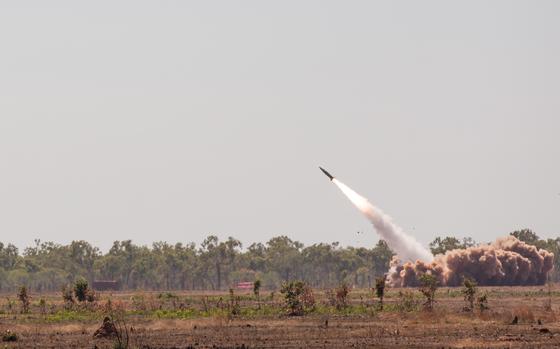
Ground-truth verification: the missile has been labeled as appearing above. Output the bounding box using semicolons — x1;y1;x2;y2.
319;166;334;181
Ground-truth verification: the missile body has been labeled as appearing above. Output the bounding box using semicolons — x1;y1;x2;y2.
319;166;334;181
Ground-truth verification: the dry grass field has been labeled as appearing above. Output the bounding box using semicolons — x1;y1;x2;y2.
0;285;559;348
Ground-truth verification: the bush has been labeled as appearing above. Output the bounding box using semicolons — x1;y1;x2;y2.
157;292;177;300
62;285;74;304
327;283;350;310
462;278;477;312
228;288;241;316
74;278;89;302
38;298;47;316
418;274;438;311
374;275;386;310
280;281;315;316
395;290;418;312
253;279;262;298
477;293;489;312
86;288;97;303
17;285;30;314
2;330;17;342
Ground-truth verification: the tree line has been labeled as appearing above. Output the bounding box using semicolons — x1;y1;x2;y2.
0;229;556;292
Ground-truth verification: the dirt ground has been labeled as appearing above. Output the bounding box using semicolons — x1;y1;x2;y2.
0;286;559;348
3;315;560;348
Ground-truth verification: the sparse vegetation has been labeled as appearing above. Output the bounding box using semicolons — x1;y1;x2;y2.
545;274;553;311
61;284;74;307
336;283;350;309
39;297;47;316
280;281;315;316
2;330;17;342
395;290;419;312
375;275;386;310
111;311;131;349
462;278;477;312
253;279;262;298
74;278;89;302
326;283;350;310
229;288;241;316
0;285;554;347
17;285;30;314
477;293;489;312
418;274;438;311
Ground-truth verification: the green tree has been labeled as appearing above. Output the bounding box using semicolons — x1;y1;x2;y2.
429;236;476;255
266;236;303;281
510;229;540;245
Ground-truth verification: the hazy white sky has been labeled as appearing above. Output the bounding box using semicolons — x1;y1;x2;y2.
1;1;559;251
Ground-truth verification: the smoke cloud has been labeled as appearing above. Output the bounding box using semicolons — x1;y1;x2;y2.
329;175;554;286
389;236;555;286
332;178;433;262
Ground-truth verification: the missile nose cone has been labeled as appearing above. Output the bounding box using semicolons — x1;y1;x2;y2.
319;166;334;181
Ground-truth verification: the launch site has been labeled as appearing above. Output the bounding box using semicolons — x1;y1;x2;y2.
1;1;559;348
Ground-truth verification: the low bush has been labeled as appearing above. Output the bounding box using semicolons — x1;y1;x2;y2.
280;281;315;316
374;276;386;310
418;274;438;311
2;330;17;342
74;278;89;302
17;286;30;314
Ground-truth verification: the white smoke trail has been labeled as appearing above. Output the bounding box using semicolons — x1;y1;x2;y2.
332;178;433;262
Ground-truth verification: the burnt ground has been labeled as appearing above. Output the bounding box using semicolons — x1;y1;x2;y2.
3;315;560;348
0;286;559;348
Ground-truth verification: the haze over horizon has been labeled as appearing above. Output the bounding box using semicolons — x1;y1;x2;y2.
1;1;559;251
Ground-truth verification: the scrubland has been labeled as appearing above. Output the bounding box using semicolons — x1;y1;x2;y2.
0;285;559;348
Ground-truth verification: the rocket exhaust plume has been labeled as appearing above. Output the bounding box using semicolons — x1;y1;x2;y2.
320;167;433;262
319;167;555;286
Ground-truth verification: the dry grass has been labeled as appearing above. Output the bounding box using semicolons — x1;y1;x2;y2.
0;285;558;348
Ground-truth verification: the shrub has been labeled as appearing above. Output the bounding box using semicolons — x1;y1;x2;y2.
327;283;350;310
38;298;47;316
477;293;489;312
86;288;97;303
17;286;30;314
374;275;386;310
335;283;350;309
157;292;177;300
253;279;262;309
545;277;553;311
110;309;131;349
5;297;15;314
418;274;438;311
280;281;315;316
62;285;74;304
253;279;262;298
228;288;241;316
395;290;418;312
326;289;336;307
74;278;89;302
2;330;17;342
462;278;477;312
